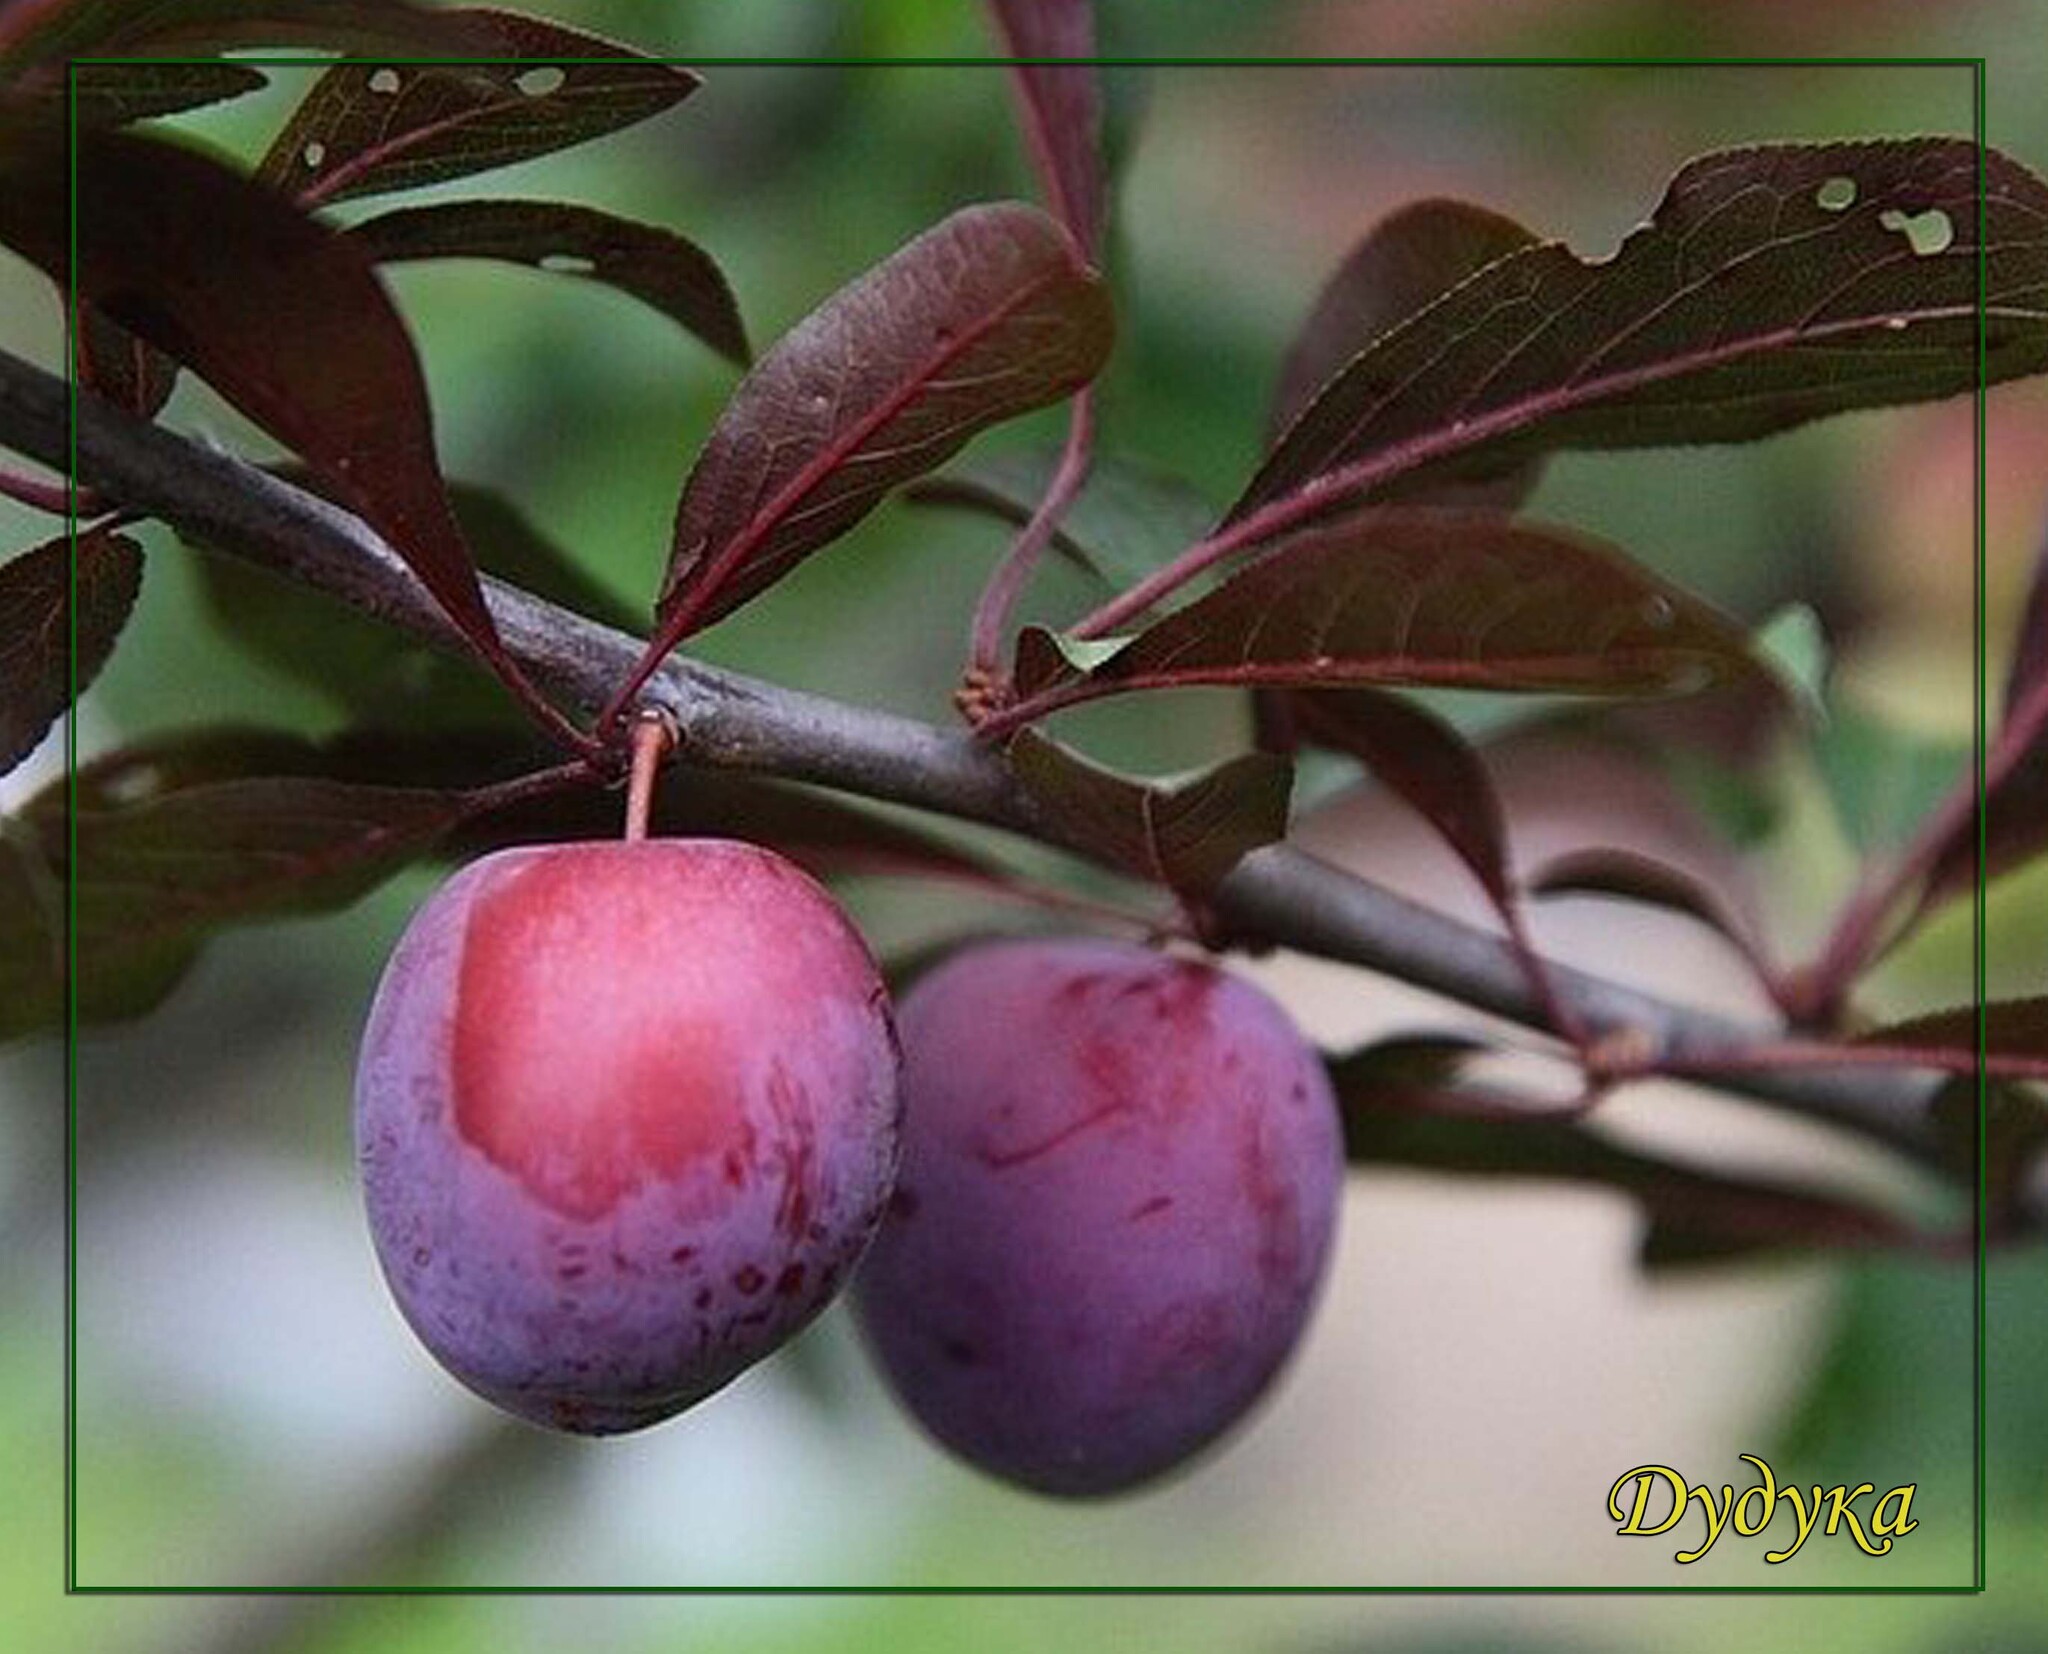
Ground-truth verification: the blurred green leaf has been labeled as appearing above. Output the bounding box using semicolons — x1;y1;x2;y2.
1811;704;1966;856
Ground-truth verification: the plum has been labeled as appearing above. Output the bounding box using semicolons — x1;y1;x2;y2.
851;937;1341;1496
355;838;900;1435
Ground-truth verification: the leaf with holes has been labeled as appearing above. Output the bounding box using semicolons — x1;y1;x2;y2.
984;0;1105;261
1270;198;1543;511
351;199;746;364
1230;141;2048;543
257;9;697;207
656;202;1112;638
1007;730;1290;899
0;0;496;83
1007;509;1767;722
0;127;518;686
1331;1044;1919;1266
903;445;1216;592
0;525;143;776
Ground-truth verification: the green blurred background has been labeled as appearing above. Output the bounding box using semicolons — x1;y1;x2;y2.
5;0;2048;1644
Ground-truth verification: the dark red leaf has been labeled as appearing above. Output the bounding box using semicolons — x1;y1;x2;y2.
1007;509;1766;720
350;198;747;365
31;773;474;1036
0;822;64;1039
657;201;1112;637
4;726;574;1037
1007;730;1290;899
1270;198;1536;449
2004;517;2048;720
902;444;1216;592
1230;141;2048;540
68;59;269;126
0;524;142;776
1856;998;2048;1079
1291;687;1515;910
0;0;497;83
0;127;512;679
1527;845;1777;984
1923;517;2048;903
78;304;178;420
1927;1074;2048;1235
984;0;1106;261
256;9;697;208
1331;1045;1920;1265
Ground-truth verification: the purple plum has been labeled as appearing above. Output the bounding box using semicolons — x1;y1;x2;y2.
852;937;1341;1496
355;839;900;1434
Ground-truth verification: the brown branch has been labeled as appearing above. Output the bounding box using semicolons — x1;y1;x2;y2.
0;347;1958;1178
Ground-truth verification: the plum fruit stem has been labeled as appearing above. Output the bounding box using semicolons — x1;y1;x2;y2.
623;708;676;844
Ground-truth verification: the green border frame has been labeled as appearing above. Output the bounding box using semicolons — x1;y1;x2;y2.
57;48;1991;1596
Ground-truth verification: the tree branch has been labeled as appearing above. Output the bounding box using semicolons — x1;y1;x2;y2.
0;346;1957;1175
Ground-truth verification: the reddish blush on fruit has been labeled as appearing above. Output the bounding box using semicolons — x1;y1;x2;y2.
355;838;900;1434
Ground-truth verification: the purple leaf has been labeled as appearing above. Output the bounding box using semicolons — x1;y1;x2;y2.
1856;998;2048;1080
78;303;178;420
984;0;1106;261
256;9;698;208
1526;845;1777;985
0;524;142;776
17;766;477;1036
1007;729;1290;899
68;59;270;126
1922;516;2048;903
1292;688;1515;910
1231;141;2048;541
1926;1074;2048;1233
350;198;747;365
0;127;515;682
0;823;63;1039
1008;508;1766;719
0;0;497;82
1332;1044;1919;1265
1270;199;1537;459
657;201;1112;637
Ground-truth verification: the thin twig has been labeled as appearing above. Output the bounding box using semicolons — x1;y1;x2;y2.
966;386;1094;683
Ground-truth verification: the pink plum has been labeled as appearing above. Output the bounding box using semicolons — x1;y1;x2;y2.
355;839;900;1434
852;937;1341;1495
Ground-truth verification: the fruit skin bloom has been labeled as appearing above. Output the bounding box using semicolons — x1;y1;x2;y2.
355;839;901;1435
853;937;1342;1496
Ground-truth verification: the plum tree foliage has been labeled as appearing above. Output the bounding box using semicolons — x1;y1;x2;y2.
4;0;2048;1479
